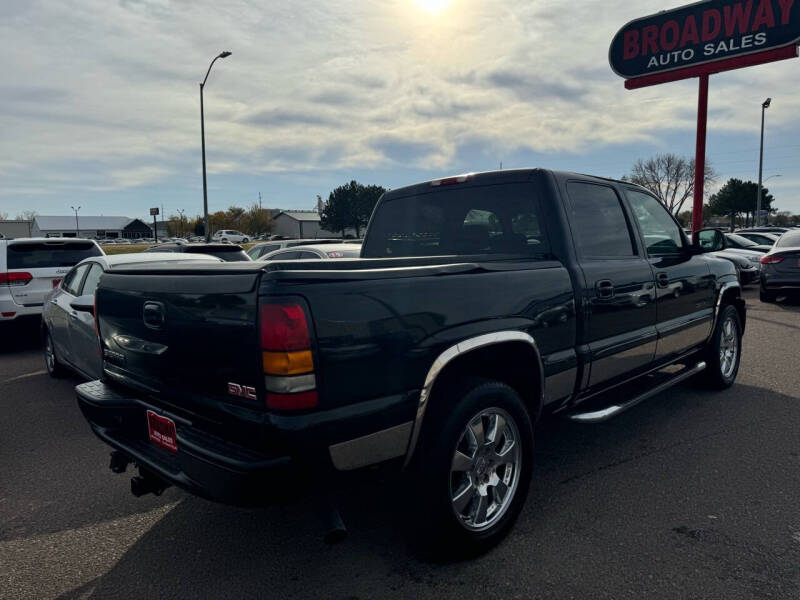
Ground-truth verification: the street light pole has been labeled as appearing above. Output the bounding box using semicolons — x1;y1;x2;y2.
70;206;81;238
756;97;771;227
200;51;232;243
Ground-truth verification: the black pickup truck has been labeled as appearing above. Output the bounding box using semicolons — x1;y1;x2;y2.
76;169;745;553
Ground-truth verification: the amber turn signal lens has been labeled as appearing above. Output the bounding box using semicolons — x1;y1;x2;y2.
262;350;314;376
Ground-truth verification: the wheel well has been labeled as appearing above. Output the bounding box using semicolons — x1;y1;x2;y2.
426;341;544;424
721;288;746;334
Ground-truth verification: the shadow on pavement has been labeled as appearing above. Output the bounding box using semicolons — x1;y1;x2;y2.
57;382;800;599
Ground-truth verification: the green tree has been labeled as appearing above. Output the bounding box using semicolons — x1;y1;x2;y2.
625;153;717;215
708;179;775;229
320;181;387;238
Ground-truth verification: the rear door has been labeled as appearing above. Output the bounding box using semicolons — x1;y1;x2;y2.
624;189;715;360
6;240;102;307
565;181;658;389
50;263;90;364
68;261;104;378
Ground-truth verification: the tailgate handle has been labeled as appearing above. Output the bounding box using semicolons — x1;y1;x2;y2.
142;301;166;330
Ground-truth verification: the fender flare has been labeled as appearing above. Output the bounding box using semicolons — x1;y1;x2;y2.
402;331;545;468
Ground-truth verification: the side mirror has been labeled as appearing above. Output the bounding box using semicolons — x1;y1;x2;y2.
695;229;725;253
70;295;94;315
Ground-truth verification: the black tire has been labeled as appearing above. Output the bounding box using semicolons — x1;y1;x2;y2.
416;378;534;558
760;288;776;303
697;304;742;390
242;238;249;243
43;329;67;378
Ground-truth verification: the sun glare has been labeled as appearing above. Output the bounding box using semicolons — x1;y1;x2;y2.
412;0;454;15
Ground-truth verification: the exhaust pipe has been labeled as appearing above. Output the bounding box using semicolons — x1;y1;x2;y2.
130;468;170;497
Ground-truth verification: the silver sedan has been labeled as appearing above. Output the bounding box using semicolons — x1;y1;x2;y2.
41;252;222;380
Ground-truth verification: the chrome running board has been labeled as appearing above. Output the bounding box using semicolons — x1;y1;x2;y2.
566;361;707;423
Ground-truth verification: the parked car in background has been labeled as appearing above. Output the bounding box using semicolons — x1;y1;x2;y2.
737;227;790;235
212;230;250;243
258;243;361;261
42;252;223;380
723;233;772;253
144;242;251;262
1;238;103;322
697;229;760;286
736;231;780;246
246;238;341;260
759;229;800;303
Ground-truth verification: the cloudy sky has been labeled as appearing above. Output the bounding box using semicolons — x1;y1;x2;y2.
1;0;799;221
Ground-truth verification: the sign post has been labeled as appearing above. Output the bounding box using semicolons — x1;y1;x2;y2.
150;207;159;243
609;0;800;239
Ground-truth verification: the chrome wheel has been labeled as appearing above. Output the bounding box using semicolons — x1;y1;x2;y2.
450;407;521;532
719;316;738;379
45;333;55;372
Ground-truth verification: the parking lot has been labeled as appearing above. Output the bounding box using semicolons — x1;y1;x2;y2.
1;287;799;600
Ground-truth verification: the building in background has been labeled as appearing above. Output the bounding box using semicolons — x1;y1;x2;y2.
32;216;152;239
271;210;347;239
0;220;33;239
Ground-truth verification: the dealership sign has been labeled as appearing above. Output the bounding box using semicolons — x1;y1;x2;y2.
610;0;800;80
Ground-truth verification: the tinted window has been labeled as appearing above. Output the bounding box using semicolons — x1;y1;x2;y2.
248;244;279;259
7;241;102;269
362;183;548;258
567;183;635;257
776;231;800;248
80;263;105;296
296;251;320;259
726;234;757;248
270;251;301;260
185;246;249;261
63;264;90;295
625;190;684;255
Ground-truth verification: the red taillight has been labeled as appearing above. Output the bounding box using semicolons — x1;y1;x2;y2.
0;272;32;286
430;173;474;186
260;303;311;351
260;300;318;410
760;255;784;265
266;391;318;411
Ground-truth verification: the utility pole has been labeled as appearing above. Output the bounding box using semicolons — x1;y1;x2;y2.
259;192;262;211
177;208;186;238
70;206;81;238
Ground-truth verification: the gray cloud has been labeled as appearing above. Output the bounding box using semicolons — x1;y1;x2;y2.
370;135;439;165
241;108;337;128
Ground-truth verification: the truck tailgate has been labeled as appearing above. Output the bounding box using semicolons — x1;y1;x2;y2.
96;268;263;424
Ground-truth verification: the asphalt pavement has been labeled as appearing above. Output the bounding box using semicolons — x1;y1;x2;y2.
1;288;799;599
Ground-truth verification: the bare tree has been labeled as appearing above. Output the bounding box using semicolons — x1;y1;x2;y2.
625;153;717;215
15;210;38;221
0;211;8;220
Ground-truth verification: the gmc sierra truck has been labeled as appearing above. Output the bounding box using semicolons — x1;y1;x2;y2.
76;169;745;553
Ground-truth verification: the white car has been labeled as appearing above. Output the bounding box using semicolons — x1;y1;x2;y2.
258;243;361;261
41;252;223;380
1;238;104;322
212;230;250;243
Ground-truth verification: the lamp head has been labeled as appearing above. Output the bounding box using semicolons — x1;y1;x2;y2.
763;98;772;109
219;51;232;58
